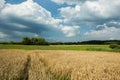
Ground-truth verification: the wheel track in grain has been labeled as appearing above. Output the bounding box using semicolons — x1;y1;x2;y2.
18;55;31;80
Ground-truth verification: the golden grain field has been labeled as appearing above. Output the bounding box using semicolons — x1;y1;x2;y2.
0;50;120;80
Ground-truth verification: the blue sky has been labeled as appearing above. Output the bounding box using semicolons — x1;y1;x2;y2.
0;0;120;42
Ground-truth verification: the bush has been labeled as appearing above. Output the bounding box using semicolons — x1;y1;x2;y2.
109;44;120;49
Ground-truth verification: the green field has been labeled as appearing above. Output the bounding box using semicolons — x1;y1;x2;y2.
0;44;120;52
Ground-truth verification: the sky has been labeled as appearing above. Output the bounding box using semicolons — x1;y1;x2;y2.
0;0;120;42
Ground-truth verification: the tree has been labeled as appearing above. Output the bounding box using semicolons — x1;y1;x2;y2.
22;37;48;45
31;38;38;45
22;37;31;45
37;38;46;45
31;38;48;45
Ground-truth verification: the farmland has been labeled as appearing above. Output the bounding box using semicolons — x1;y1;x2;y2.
0;44;120;52
0;50;120;80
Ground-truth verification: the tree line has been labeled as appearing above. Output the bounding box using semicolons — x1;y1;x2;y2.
22;37;48;45
0;37;49;45
51;40;120;45
0;37;120;46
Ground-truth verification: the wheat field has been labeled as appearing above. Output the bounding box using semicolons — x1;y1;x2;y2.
0;50;120;80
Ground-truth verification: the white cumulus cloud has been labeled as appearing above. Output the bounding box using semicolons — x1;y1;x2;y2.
0;32;8;38
0;0;5;10
0;0;56;26
0;0;80;41
1;0;119;41
60;25;80;37
59;0;120;26
51;0;97;5
84;26;120;40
